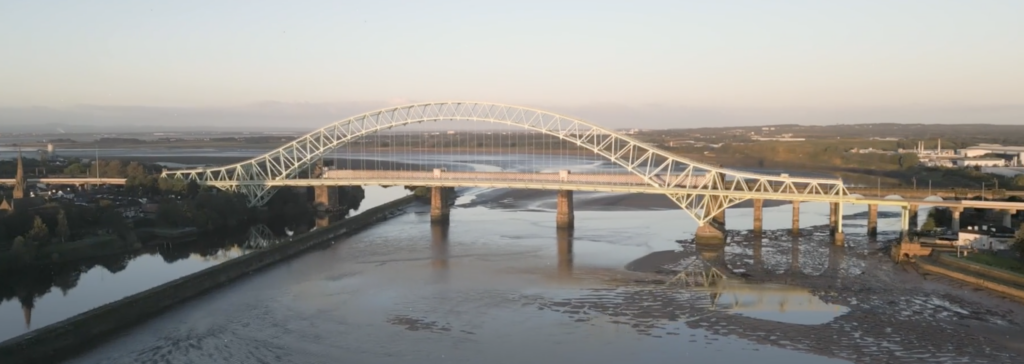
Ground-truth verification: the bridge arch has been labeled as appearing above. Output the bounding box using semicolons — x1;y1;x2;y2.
162;102;847;223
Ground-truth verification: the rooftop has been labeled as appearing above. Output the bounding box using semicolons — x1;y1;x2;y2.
963;145;1024;153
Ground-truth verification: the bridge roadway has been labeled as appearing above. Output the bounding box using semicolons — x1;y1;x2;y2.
847;187;1024;199
0;178;126;185
199;170;1024;211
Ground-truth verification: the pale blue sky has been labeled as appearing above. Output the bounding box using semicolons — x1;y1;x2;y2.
1;1;1022;128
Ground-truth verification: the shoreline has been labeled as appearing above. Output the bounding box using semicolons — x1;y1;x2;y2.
0;195;417;364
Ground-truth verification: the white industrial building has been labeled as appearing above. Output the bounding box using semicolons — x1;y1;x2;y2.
957;144;1024;166
951;158;1007;168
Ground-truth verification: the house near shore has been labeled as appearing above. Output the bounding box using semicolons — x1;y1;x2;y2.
958;225;1017;251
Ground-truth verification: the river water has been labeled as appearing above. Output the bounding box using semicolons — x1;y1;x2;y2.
0;186;410;343
5;152;1022;363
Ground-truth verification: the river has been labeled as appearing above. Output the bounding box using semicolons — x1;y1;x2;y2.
0;186;410;342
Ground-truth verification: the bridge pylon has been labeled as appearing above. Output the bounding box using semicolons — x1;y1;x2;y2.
430;186;451;224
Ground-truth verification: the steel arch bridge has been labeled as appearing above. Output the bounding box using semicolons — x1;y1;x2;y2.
161;101;848;225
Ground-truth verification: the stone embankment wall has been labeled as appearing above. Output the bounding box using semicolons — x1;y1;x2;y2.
0;195;416;364
916;254;1024;303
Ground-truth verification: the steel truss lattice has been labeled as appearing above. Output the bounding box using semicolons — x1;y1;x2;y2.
162;102;848;225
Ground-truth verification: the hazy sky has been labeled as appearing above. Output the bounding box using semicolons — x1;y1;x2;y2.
1;1;1022;128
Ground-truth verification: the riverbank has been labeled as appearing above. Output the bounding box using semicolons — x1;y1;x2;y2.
0;194;416;364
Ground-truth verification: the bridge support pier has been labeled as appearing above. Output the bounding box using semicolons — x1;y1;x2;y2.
908;204;919;230
792;201;800;235
752;199;763;235
556;190;574;229
430;187;450;224
867;204;878;238
697;196;727;243
951;207;963;232
831;202;844;246
695;217;726;243
313;186;338;211
829;202;838;235
1003;209;1016;228
900;205;911;242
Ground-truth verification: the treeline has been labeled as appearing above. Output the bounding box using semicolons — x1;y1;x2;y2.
1;201;132;256
699;141;921;171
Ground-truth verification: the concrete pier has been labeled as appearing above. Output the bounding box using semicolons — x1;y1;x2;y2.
900;205;911;242
430;186;449;223
832;202;844;246
792;201;800;235
909;204;919;230
752;198;764;235
1003;209;1016;228
556;190;574;229
829;202;838;235
696;195;726;243
867;204;878;237
951;207;963;231
313;186;338;211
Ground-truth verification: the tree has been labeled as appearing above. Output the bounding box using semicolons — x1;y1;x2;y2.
1015;174;1024;187
64;163;87;176
11;236;26;253
103;160;125;178
921;217;937;232
56;209;71;243
184;180;201;199
125;162;159;195
26;216;50;245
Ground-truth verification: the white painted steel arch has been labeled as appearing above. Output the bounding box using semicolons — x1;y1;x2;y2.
162;102;848;223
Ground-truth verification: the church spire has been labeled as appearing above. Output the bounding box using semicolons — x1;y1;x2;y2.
13;149;26;199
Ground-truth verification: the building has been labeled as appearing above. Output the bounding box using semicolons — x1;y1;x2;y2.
958;144;1024;166
751;136;806;141
899;139;956;156
958;226;1017;251
951;158;1006;168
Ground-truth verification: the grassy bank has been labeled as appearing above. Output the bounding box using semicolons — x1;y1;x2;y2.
964;253;1024;275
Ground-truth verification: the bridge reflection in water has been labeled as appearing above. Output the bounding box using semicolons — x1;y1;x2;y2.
431;221;449;283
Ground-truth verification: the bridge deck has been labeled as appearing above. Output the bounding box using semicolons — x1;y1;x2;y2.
206;176;1024;210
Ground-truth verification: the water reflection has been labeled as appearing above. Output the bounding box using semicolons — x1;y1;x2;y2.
556;228;573;280
713;284;850;325
695;241;727;271
790;235;800;273
0;228;266;341
430;221;449;280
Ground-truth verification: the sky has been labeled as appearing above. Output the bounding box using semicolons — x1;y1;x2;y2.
1;0;1022;129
